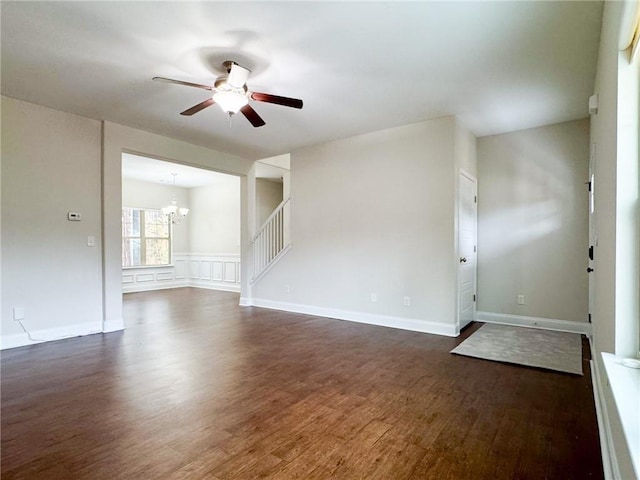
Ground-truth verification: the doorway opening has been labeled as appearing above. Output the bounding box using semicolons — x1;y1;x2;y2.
121;153;241;326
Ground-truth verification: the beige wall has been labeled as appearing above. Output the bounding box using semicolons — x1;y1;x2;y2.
1;97;103;341
1;96;251;346
252;116;465;333
122;178;190;253
256;178;283;227
189;177;241;254
477;119;590;323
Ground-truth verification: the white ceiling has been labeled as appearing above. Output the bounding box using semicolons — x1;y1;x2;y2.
121;153;234;188
122;152;284;186
1;1;603;161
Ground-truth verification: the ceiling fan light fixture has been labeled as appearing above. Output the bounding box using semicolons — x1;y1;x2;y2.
154;61;303;127
213;90;249;114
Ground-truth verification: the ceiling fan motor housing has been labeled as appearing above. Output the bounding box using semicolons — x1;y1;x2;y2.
214;76;248;94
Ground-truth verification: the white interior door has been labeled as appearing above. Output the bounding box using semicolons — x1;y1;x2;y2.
458;171;477;329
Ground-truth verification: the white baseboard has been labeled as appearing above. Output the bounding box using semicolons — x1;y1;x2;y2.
102;318;125;333
189;281;240;293
239;296;252;306
476;311;591;335
250;298;458;337
1;321;103;350
122;280;188;293
123;281;240;294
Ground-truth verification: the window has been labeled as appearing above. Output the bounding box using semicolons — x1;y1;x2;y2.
122;208;171;267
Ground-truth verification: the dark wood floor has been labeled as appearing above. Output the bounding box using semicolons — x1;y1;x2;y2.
1;288;603;479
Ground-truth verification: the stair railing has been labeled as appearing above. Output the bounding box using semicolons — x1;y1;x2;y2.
252;197;290;282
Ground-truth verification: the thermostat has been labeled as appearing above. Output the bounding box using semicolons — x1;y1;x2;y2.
68;212;82;221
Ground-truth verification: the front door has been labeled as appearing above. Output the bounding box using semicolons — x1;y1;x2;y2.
458;171;477;330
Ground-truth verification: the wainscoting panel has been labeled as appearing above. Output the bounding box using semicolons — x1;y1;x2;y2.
137;273;154;283
213;262;223;281
174;259;187;279
201;261;212;281
224;262;236;283
122;253;240;293
189;261;200;279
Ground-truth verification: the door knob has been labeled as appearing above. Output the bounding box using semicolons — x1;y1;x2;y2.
460;257;467;263
587;267;594;273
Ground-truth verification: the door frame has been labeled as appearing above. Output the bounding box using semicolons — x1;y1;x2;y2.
456;169;478;332
588;142;596;327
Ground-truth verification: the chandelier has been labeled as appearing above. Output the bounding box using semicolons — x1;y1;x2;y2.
161;173;189;224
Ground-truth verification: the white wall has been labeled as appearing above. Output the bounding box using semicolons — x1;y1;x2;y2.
614;17;640;358
256;178;283;227
251;116;463;336
592;2;623;357
589;1;639;478
188;176;241;254
122;178;190;253
477;119;590;324
1;96;103;347
258;153;290;170
455;119;478;177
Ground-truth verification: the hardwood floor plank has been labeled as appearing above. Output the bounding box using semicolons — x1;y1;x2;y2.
162;446;229;479
269;405;343;462
1;288;604;479
269;433;344;480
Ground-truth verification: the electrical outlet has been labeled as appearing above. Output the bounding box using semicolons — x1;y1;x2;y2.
403;296;411;306
517;294;525;305
370;293;378;303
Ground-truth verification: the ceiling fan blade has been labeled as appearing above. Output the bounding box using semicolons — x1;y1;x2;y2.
180;98;215;116
251;92;303;109
227;62;251;89
240;104;266;127
153;77;213;91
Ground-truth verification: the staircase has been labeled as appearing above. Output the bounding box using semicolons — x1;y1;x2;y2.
252;197;291;283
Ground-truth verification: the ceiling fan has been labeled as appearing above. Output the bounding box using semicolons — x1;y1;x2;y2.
153;61;303;127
